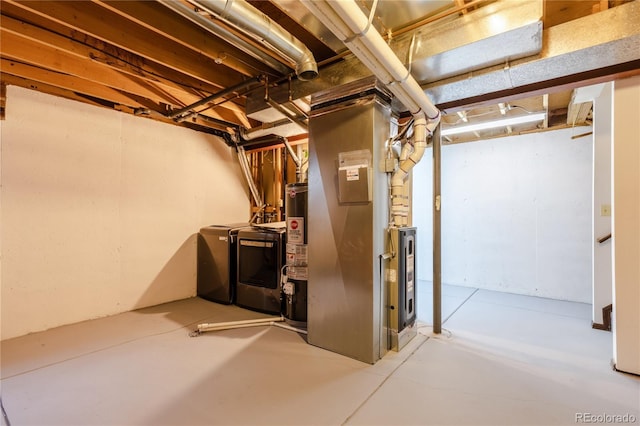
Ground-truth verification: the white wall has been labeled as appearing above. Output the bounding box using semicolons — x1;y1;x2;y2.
592;83;613;324
612;75;640;375
1;86;249;340
414;127;593;303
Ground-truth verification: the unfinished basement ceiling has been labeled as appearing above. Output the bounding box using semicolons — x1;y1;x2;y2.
1;0;639;144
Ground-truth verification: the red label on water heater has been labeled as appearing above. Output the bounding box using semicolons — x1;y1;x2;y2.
287;217;304;244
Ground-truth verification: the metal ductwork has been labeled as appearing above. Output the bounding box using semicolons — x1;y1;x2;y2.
158;0;291;76
301;0;441;225
188;0;318;81
260;0;639;113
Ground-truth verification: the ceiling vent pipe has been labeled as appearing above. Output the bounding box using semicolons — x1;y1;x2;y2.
158;0;291;76
301;0;441;225
188;0;318;81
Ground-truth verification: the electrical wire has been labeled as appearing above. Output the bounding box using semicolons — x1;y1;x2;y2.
509;104;536;114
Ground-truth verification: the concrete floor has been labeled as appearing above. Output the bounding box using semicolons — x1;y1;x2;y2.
2;282;639;425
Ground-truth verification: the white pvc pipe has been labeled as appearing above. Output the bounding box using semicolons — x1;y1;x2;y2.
197;316;284;332
273;322;308;335
301;0;440;225
197;322;273;332
195;316;306;335
198;316;284;328
301;0;436;118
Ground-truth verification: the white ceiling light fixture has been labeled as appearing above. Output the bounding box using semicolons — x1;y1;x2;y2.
441;112;547;136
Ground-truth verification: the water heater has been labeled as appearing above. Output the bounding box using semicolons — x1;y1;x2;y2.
284;182;308;328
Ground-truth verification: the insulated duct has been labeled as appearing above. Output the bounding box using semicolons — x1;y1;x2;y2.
188;0;318;81
158;0;291;76
301;0;440;225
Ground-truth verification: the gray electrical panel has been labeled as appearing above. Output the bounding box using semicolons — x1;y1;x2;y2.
337;150;372;204
387;227;417;351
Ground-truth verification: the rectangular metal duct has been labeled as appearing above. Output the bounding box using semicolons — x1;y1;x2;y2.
270;0;454;53
398;0;542;84
247;0;543;112
426;0;640;109
307;77;392;364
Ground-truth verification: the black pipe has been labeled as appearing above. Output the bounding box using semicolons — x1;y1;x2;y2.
169;76;263;119
180;121;235;146
235;135;284;151
195;113;241;131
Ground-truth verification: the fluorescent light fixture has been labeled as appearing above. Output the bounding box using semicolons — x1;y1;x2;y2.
441;112;547;136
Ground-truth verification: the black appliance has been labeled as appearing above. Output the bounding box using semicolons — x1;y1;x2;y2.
197;223;248;304
236;226;286;315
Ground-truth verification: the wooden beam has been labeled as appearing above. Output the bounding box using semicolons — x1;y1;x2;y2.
543;0;600;28
1;82;6;120
2;73;117;108
0;1;227;97
567;101;593;126
454;0;468;15
1;53;247;128
2;73;235;136
1;58;144;107
599;0;609;12
567;88;594;126
3;0;250;88
0;14;250;123
0;29;187;107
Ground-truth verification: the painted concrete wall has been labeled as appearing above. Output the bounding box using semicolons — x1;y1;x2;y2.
1;86;249;340
414;127;593;303
592;83;613;325
612;75;640;375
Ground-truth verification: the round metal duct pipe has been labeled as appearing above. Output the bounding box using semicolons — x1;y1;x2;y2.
188;0;318;81
158;0;291;76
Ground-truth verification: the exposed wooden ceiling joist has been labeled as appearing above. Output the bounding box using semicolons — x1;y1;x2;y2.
1;0;637;143
3;1;250;88
0;0;257;129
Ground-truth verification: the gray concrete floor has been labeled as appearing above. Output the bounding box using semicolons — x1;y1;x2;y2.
2;282;639;425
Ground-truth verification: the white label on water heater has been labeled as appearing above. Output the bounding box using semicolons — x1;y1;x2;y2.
287;217;304;244
289;266;308;280
346;167;360;181
286;243;307;265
